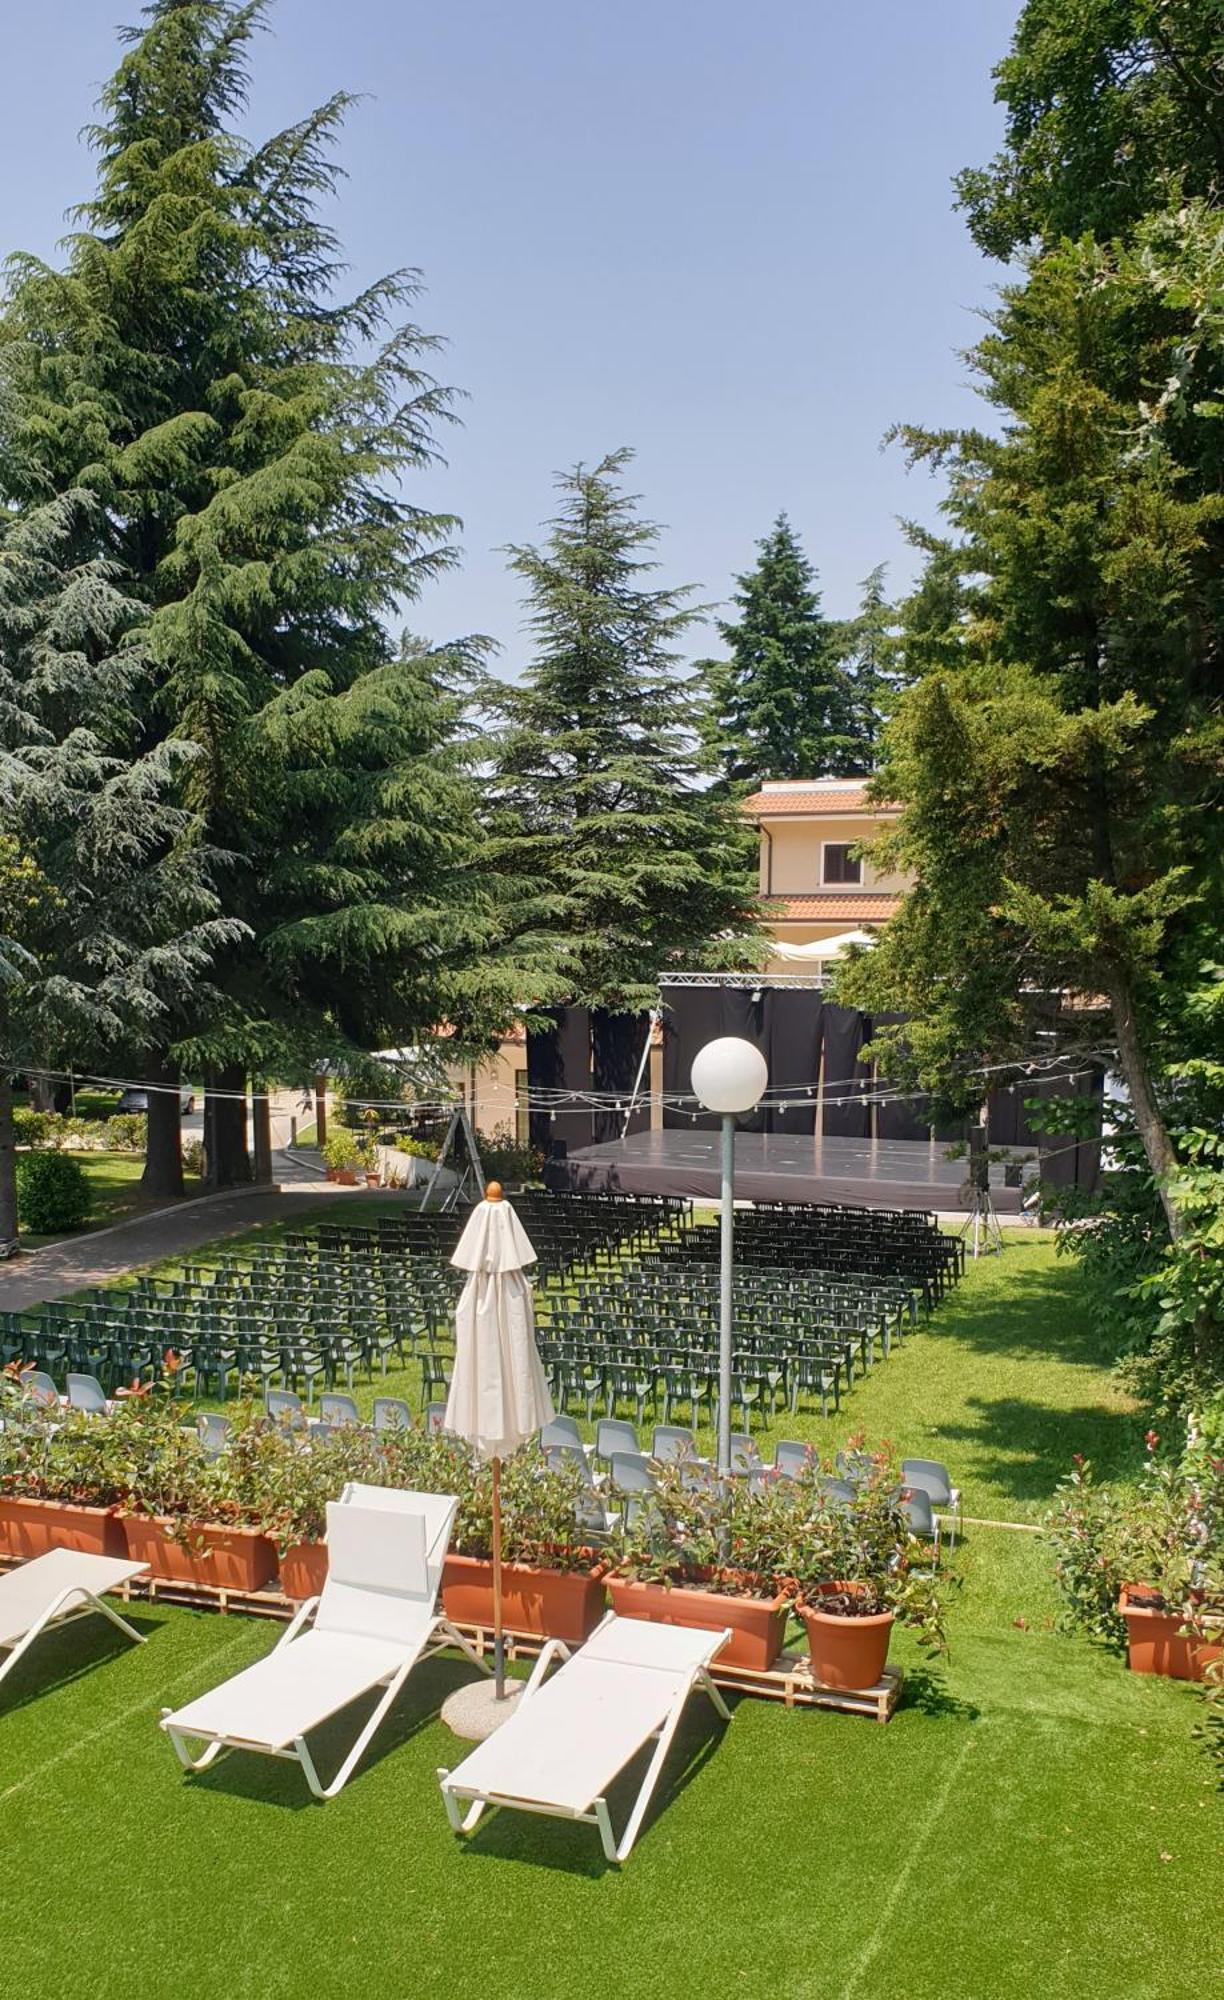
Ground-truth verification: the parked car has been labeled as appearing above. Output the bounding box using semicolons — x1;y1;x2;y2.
117;1086;196;1114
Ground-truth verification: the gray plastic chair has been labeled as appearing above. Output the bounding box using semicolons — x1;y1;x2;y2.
373;1397;413;1433
609;1451;657;1531
66;1373;108;1416
540;1416;583;1450
901;1485;942;1554
902;1458;960;1545
425;1401;449;1435
22;1370;60;1411
772;1440;812;1479
196;1411;231;1458
595;1417;639;1463
545;1442;597;1489
650;1424;696;1464
728;1433;763;1475
320;1392;360;1428
820;1475;856;1507
266;1387;306;1430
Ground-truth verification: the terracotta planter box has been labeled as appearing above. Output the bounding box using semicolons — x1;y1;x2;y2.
326;1168;360;1186
442;1555;606;1645
0;1495;126;1561
1120;1586;1224;1684
279;1541;329;1602
121;1517;276;1592
606;1575;790;1672
799;1583;895;1690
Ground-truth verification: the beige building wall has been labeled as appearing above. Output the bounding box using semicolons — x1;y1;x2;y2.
760;816;909;896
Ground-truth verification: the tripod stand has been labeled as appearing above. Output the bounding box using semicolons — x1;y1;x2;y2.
417;1104;487;1212
957;1177;1003;1258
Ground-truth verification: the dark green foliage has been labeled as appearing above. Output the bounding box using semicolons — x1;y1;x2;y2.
700;514;859;787
0;1;494;1186
957;0;1224;257
488;450;760;1011
15;1149;91;1234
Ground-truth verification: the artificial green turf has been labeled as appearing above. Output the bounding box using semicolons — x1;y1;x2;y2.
2;1236;1219;1998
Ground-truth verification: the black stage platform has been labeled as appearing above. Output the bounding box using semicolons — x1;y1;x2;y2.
547;1130;1032;1213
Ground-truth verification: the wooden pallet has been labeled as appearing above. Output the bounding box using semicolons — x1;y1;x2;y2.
1;1556;902;1718
711;1652;903;1722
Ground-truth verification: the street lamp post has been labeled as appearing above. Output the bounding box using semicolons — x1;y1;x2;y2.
690;1036;769;1473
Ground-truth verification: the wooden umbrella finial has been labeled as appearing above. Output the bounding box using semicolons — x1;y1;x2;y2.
485;1181;504;1202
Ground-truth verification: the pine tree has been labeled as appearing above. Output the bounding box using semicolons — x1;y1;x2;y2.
488;450;760;1052
0;2;488;1187
700;515;855;789
838;565;899;772
0;489;235;1237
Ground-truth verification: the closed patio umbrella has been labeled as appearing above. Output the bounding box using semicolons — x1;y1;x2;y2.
445;1183;554;1704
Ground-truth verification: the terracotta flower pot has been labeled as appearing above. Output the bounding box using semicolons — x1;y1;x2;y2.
1119;1586;1224;1683
279;1541;329;1602
441;1555;606;1645
121;1517;276;1592
0;1495;126;1560
606;1575;790;1672
799;1582;895;1690
326;1168;360;1186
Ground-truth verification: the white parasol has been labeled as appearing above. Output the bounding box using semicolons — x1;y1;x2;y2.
445;1183;554;1702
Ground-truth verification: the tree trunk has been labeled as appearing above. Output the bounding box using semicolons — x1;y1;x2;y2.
204;1065;251;1190
0;1068;18;1249
28;1074;57;1114
314;1075;328;1149
1104;970;1183;1240
251;1084;274;1185
141;1053;184;1199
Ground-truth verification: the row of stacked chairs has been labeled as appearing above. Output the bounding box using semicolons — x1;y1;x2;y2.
662;1204;962;1303
534;1260;919;1427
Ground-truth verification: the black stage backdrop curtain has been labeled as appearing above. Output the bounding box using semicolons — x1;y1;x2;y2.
821;1004;871;1138
869;1012;934;1143
527;1006;594;1156
590;1009;651;1143
661;986;824;1136
764;990;822;1136
662;988;734;1132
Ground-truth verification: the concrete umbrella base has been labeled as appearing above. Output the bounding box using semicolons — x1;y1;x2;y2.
440;1676;526;1742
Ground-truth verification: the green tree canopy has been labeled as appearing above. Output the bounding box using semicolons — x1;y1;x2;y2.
488;450;761;1018
956;0;1224;258
0;0;491;1188
700;514;858;788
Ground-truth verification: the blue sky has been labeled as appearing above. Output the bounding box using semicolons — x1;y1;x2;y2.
0;1;1020;666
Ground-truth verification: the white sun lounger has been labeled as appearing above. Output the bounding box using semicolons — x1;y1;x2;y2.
438;1612;732;1863
160;1493;489;1800
0;1548;148;1689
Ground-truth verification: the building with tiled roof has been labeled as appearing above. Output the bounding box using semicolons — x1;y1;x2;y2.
741;778;910;973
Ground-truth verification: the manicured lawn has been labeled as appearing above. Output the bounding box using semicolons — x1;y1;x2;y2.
18;1151;203;1248
2;1231;1218;1997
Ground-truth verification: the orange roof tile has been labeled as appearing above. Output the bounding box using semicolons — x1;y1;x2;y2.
742;785;897;817
768;893;901;922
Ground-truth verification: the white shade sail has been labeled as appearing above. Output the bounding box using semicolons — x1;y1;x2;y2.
771;930;877;962
444;1198;554;1461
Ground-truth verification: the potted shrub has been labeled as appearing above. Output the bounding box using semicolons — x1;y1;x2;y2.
608;1456;791;1672
443;1445;608;1644
321;1129;363;1185
778;1444;947;1690
246;1421;414;1599
0;1392;128;1558
1047;1432;1223;1683
112;1388;276;1591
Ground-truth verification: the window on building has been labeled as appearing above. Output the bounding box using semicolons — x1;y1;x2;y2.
822;842;862;886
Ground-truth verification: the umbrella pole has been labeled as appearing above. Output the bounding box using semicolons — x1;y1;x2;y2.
492;1453;506;1700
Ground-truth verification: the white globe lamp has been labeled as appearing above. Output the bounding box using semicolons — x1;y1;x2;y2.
691;1036;770;1117
690;1035;769;1472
